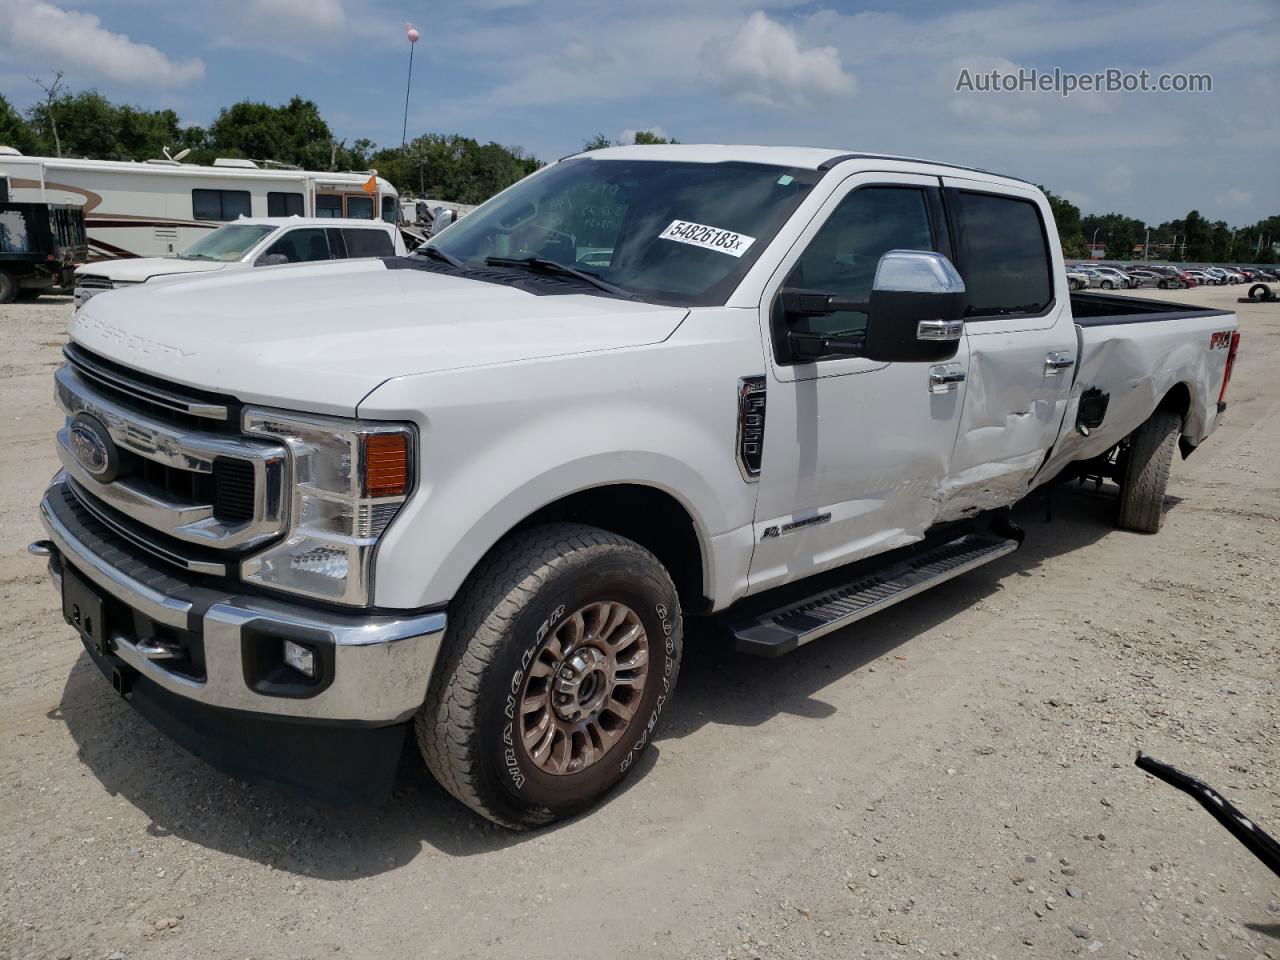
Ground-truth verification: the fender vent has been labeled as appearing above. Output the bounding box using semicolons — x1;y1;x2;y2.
737;376;767;481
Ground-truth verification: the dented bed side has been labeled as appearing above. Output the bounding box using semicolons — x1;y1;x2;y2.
1032;301;1237;489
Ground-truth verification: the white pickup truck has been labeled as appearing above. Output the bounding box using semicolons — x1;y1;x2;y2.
72;216;407;308
32;145;1241;828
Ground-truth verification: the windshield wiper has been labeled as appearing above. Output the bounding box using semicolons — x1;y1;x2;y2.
484;256;636;299
417;244;466;269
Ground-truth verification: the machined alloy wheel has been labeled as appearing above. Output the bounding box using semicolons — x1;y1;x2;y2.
417;523;683;829
519;600;649;775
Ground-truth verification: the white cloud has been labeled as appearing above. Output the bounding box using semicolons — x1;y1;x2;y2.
701;12;855;108
0;0;204;87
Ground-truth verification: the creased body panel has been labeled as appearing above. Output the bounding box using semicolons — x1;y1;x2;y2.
1033;311;1236;487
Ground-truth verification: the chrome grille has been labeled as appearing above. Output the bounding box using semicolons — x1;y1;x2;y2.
54;357;290;567
76;274;115;290
64;343;231;425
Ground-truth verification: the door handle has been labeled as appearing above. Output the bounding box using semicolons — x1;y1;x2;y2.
928;363;966;393
1045;351;1076;374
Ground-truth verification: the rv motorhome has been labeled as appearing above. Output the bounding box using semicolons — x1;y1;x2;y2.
0;147;399;260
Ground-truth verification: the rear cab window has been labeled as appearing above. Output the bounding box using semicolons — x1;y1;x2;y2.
947;189;1054;319
341;228;394;258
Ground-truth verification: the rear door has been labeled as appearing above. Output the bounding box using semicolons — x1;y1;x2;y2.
937;179;1077;518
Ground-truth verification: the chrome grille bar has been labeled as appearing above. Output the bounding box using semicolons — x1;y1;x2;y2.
64;344;229;422
55;363;289;551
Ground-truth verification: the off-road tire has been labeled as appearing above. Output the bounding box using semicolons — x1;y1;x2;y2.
1117;410;1181;533
417;523;683;829
0;271;17;304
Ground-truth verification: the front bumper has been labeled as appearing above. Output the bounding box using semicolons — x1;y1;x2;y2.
37;472;447;799
40;471;448;727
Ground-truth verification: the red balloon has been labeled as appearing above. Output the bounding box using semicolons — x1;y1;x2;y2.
405;23;420;43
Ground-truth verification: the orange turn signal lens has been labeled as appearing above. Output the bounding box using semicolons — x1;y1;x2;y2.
362;433;410;498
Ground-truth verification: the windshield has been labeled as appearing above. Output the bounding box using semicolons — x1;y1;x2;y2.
428;158;821;305
178;224;275;262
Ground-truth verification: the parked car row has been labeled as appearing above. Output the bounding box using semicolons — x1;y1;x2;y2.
1066;262;1280;291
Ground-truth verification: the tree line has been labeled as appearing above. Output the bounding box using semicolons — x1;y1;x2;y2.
1043;189;1277;265
0;86;678;208
1;84;1271;260
0;88;543;206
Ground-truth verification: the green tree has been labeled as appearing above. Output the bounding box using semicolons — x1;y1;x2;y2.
631;130;678;145
371;134;540;204
24;89;204;161
0;93;37;153
582;133;613;151
1182;210;1212;261
1040;187;1087;259
1081;212;1145;261
206;96;335;169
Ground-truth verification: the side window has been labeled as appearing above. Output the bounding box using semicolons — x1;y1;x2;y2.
192;189;251;222
950;191;1053;318
258;228;332;264
381;196;398;223
315;195;344;218
346;195;374;219
341;228;394;259
784;186;934;338
267;191;304;217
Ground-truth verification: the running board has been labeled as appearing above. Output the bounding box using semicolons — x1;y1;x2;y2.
730;532;1020;657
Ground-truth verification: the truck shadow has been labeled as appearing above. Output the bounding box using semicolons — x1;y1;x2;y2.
54;482;1169;877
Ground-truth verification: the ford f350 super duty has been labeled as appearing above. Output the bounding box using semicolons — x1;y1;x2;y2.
31;145;1241;828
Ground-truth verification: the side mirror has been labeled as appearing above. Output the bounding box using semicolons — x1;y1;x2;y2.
256;253;288;267
862;250;966;363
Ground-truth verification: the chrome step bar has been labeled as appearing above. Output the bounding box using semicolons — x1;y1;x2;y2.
730;532;1020;657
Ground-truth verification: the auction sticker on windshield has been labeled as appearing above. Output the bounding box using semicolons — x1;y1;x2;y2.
659;220;756;257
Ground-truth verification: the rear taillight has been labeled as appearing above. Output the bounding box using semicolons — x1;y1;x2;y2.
1218;331;1241;404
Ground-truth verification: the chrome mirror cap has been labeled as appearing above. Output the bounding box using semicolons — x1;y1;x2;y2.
872;250;966;295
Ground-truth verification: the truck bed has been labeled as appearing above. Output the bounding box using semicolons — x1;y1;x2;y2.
1032;292;1237;488
1069;290;1232;327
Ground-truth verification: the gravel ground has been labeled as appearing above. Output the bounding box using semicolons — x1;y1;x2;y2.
1;285;1277;960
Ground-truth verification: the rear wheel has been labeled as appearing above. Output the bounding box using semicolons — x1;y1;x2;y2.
1101;280;1113;289
417;523;683;828
0;271;17;304
1117;410;1181;534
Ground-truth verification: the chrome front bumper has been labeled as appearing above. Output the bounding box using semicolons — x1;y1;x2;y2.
39;473;446;725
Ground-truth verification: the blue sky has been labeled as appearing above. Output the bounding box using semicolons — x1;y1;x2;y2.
1;0;1276;225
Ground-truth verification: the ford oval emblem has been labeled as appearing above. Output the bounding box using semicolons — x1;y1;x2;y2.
69;414;118;483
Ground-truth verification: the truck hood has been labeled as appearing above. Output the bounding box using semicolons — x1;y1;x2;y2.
68;258;689;415
78;258;230;282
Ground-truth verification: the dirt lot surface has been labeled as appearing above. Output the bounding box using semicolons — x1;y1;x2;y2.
2;285;1277;960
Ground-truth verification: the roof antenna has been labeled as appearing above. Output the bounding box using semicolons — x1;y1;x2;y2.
163;147;191;163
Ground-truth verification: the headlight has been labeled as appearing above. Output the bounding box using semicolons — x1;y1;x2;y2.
240;408;415;606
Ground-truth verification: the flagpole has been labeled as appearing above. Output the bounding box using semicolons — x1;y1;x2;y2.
401;23;420;149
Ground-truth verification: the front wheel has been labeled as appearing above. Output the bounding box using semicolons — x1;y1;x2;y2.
1117;410;1181;533
417;523;683;828
0;271;17;304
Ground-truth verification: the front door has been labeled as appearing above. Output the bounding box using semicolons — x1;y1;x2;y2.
936;178;1078;517
747;174;971;594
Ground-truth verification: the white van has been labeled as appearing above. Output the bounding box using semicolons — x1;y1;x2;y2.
73;217;408;307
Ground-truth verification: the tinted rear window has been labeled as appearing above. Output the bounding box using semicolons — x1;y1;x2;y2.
341;229;394;258
950;191;1053;318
